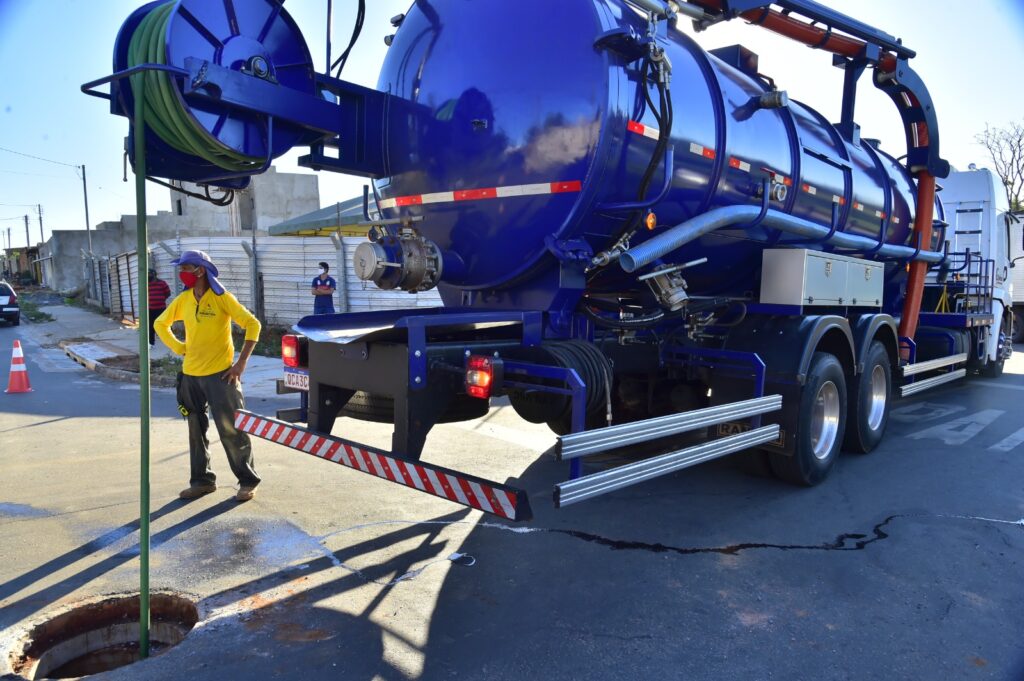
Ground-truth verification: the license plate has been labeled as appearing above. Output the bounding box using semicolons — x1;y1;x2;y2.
2;307;16;312
283;368;309;391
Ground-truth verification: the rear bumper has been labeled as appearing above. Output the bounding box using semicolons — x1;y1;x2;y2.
236;409;532;521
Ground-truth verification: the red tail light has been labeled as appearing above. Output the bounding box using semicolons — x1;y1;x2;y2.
282;334;300;368
465;355;497;399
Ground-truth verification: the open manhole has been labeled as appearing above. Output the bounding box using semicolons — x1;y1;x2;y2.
8;594;198;679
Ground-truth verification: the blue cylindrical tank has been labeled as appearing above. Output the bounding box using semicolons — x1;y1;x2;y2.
374;0;929;308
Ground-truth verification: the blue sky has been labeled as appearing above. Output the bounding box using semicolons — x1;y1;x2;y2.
0;0;1022;249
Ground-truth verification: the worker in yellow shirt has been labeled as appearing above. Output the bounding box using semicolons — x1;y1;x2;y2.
154;250;263;502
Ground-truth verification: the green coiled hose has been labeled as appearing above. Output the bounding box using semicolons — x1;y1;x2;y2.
127;1;262;172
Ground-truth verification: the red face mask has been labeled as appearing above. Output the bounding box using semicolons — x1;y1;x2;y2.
179;271;199;288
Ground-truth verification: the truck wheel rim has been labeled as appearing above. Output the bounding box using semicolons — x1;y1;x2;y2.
811;380;840;459
867;365;887;431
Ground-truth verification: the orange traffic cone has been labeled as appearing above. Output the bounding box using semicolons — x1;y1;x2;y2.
5;340;32;393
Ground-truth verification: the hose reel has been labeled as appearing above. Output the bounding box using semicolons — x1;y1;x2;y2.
112;0;319;187
507;341;613;435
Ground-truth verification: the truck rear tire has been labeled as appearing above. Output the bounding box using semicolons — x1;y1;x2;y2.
770;352;847;486
843;341;891;454
1012;310;1023;344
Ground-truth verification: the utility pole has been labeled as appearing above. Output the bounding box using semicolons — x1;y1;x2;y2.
23;215;30;278
81;164;93;252
37;205;44;243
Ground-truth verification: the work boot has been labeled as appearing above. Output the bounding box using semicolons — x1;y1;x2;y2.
179;484;216;500
235;485;257;502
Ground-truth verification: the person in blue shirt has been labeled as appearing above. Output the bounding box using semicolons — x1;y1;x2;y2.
311;261;337;314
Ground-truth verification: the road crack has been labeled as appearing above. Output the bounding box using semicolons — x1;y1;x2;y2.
322;513;1023;564
551;515;895;555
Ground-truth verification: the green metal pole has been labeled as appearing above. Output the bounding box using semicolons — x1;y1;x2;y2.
132;72;152;659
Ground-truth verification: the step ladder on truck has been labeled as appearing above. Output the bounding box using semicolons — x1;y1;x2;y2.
85;0;1018;522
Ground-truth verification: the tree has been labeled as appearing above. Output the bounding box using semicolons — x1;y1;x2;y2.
976;122;1024;212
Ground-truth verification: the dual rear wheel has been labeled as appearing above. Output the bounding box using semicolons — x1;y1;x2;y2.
768;341;892;486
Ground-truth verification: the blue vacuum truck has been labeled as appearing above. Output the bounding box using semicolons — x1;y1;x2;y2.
86;0;1016;521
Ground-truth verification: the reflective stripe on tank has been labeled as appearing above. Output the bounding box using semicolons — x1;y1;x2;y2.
729;157;752;172
688;142;716;159
627;120;715;160
852;201;886;220
378;181;582;210
627;120;660;141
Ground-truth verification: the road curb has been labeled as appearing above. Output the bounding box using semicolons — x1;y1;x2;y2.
59;341;177;388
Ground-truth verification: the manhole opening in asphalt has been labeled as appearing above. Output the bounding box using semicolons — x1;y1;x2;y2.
9;594;198;679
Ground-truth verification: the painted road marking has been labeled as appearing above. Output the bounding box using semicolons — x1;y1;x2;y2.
907;409;1005;446
989;426;1024;453
890;402;966;423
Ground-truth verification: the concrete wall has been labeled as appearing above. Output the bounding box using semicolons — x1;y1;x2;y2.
40;230;123;293
251;168;320;234
175;167;319;235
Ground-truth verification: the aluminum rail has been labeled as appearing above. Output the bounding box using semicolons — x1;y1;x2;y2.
554;425;780;507
556;395;781;460
900;368;966;397
900;352;968;377
620;205;943;273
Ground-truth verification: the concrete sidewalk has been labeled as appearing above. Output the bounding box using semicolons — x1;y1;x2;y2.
24;302;286;399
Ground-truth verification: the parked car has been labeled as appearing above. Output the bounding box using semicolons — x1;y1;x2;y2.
0;280;20;326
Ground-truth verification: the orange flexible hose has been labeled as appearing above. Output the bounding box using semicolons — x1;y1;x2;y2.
688;1;898;72
897;171;936;347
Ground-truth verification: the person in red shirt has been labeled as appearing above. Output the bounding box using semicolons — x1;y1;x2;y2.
147;268;172;346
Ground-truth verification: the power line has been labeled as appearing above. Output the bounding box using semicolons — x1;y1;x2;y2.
0;202;37;207
0;144;80;169
0;169;75;180
0;215;28;221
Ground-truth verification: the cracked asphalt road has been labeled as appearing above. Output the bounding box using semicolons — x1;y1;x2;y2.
1;318;1023;680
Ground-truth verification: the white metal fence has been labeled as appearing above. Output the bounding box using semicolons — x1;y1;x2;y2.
101;236;442;327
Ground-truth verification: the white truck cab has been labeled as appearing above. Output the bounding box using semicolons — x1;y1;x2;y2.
937;166;1018;360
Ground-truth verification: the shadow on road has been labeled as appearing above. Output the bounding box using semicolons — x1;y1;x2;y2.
148;508;475;680
0;499;237;629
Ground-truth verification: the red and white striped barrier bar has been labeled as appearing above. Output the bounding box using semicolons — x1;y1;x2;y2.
378;180;582;211
235;410;532;522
